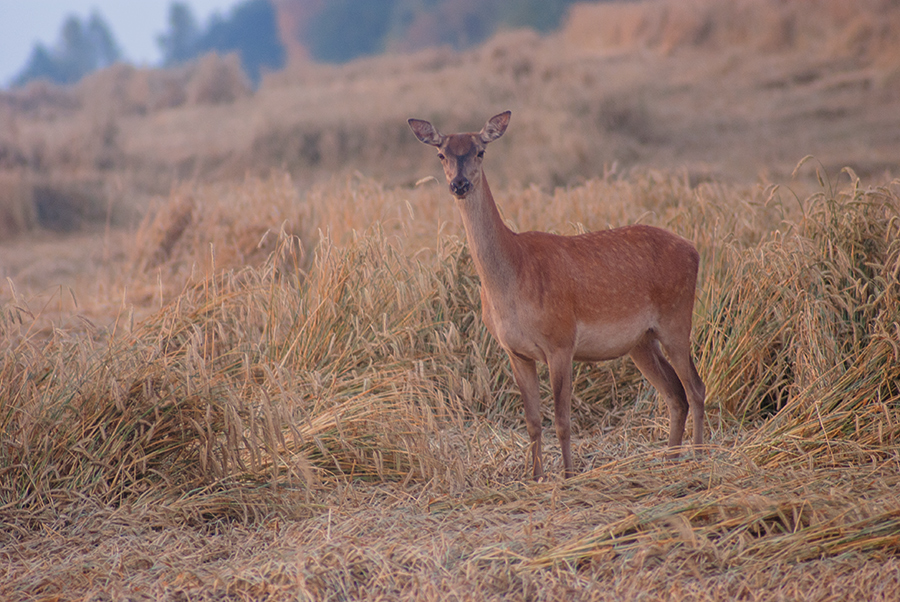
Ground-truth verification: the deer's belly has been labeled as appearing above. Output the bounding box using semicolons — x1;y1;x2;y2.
572;314;653;362
483;300;652;364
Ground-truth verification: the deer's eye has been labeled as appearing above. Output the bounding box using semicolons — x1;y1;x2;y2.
477;150;485;158
437;153;445;160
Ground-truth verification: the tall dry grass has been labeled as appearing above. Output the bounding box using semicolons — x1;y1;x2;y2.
3;166;899;600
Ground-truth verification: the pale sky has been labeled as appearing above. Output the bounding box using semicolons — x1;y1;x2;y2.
0;0;241;87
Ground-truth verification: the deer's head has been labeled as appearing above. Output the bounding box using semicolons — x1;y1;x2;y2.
408;111;510;199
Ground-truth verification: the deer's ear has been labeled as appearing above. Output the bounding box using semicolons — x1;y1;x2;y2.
480;111;511;144
408;119;444;146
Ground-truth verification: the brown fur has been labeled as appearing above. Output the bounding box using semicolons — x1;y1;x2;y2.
409;111;706;479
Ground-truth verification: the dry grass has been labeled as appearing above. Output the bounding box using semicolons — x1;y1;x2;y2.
2;163;899;600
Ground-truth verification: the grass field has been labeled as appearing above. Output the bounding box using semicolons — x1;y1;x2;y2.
2;1;900;600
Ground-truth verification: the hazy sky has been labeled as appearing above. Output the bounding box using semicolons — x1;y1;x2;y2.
0;1;240;87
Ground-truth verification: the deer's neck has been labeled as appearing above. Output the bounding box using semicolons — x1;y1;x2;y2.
455;174;519;290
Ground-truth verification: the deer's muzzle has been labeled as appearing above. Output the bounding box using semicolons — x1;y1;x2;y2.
450;177;471;198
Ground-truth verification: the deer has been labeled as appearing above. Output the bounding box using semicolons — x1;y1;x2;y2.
408;111;706;479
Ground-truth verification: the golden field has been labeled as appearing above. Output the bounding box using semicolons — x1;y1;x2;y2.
1;1;900;599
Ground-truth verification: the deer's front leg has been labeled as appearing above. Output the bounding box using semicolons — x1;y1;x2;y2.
549;352;575;478
509;353;543;480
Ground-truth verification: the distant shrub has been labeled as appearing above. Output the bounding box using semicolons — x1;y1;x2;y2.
0;174;111;236
0;172;37;238
186;53;250;106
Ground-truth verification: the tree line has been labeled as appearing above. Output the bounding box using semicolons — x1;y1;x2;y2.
12;0;283;88
11;0;583;89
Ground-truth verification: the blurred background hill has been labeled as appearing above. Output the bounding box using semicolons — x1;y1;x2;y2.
1;0;899;239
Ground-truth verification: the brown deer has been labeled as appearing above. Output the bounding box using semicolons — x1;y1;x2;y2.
408;111;706;479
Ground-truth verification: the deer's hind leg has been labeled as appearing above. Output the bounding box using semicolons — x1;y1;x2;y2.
629;337;691;451
656;325;706;449
662;343;706;448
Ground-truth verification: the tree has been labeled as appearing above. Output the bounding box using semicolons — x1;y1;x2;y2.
86;12;122;68
158;2;201;66
305;0;396;63
197;0;285;85
13;45;64;87
12;12;122;87
54;15;97;83
158;0;285;86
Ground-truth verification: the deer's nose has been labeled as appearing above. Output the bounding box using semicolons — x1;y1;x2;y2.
450;177;471;197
